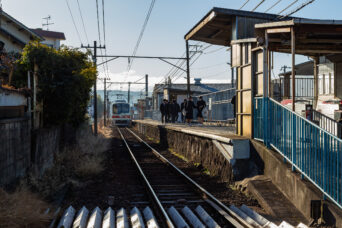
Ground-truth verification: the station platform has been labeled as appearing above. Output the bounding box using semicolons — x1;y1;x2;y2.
133;119;245;143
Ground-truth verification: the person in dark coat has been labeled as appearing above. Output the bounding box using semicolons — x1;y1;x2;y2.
165;100;171;123
231;95;236;118
181;99;187;123
160;99;167;123
171;99;180;123
185;96;196;125
197;96;206;124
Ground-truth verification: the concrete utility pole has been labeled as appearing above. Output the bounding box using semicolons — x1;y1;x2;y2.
104;77;107;126
81;41;105;136
145;74;148;98
186;40;190;97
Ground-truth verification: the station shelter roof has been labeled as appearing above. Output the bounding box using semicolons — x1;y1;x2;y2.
184;7;291;46
254;19;342;56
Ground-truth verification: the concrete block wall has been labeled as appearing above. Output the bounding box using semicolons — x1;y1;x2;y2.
0;118;31;186
32;127;61;177
0;117;70;186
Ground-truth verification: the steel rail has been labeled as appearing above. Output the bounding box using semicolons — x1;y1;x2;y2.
126;127;253;228
117;128;175;228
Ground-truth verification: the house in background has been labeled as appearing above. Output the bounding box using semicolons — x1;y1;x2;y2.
0;85;30;119
31;28;66;49
0;10;42;53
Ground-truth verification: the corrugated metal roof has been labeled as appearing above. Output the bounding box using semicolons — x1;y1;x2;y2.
184;7;295;46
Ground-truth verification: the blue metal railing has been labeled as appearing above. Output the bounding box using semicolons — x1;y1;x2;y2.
254;97;342;208
194;88;236;121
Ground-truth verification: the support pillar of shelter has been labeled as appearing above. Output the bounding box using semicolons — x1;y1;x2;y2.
313;57;319;109
232;39;256;138
291;27;296;111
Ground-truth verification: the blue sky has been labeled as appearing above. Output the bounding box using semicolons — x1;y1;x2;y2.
2;0;341;92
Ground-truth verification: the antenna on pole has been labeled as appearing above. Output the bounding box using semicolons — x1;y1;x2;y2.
42;15;54;30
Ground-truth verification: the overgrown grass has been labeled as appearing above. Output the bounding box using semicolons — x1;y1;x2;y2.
28;124;111;198
0;188;52;228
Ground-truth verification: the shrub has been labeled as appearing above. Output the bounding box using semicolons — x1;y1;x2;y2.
12;41;96;127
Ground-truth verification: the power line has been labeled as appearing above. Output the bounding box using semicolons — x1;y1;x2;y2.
101;0;110;78
280;0;316;18
76;0;89;44
278;0;299;14
127;0;156;72
265;0;282;12
239;0;250;9
65;0;82;44
203;46;225;54
95;0;102;45
192;62;227;70
252;0;266;11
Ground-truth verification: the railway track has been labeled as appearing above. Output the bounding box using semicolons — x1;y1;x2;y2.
117;127;253;228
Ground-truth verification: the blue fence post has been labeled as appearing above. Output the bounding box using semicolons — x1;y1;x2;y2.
323;132;327;200
292;114;296;171
263;97;270;147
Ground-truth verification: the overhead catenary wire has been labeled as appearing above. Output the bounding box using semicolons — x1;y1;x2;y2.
239;0;250;9
65;0;82;44
127;0;157;72
95;0;109;80
278;0;299;14
251;0;266;11
264;0;282;13
101;0;110;78
76;0;89;44
279;0;316;18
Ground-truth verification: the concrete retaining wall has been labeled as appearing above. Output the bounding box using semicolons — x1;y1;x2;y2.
0;118;31;186
31;127;61;177
0;117;75;186
251;140;342;227
134;122;260;182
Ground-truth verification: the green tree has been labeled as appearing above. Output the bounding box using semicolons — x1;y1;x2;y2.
12;41;96;126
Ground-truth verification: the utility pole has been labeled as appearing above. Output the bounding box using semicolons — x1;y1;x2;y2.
81;41;105;136
104;77;107;126
186;40;190;97
145;74;148;98
128;82;131;104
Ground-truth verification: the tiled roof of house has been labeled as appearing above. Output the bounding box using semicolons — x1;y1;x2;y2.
31;28;66;40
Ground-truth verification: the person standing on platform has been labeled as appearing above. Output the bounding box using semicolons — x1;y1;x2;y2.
171;99;180;123
231;95;236;119
185;96;196;125
160;99;167;123
175;100;181;122
196;96;206;124
165;100;171;123
181;99;187;123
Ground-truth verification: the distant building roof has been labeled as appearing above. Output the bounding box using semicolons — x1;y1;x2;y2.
31;28;66;40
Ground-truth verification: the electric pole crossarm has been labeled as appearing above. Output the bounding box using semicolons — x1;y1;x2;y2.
158;58;187;72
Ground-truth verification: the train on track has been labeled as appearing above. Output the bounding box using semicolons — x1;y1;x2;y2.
111;100;132;127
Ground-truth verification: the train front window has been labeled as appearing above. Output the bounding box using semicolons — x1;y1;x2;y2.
113;103;130;114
